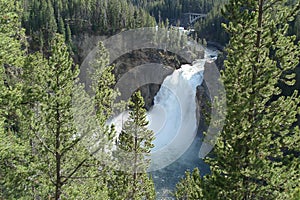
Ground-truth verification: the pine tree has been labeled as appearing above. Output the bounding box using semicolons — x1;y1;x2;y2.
176;0;300;199
87;40;122;191
0;0;33;198
89;41;119;125
110;91;155;200
28;35;109;199
45;0;57;43
57;16;65;37
175;168;204;199
294;15;300;40
65;23;72;44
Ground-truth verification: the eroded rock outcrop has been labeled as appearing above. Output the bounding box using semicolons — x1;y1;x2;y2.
73;34;214;127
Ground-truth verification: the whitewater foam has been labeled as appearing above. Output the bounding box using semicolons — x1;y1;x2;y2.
109;57;207;170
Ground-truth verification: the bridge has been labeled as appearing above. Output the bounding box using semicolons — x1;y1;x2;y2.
183;13;207;24
177;13;207;28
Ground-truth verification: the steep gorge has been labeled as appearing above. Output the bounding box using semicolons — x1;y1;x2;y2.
73;33;211;127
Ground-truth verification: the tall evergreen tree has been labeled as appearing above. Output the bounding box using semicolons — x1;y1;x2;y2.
0;0;33;198
57;16;65;37
28;35;109;199
87;40;121;192
175;168;204;199
45;0;57;43
293;15;300;40
90;41;119;125
110;91;155;200
176;0;300;199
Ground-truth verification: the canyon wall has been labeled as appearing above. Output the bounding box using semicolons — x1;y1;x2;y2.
73;34;213;127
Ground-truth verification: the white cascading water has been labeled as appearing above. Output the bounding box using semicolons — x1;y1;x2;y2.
149;60;204;151
110;48;219;170
109;49;218;198
147;59;206;171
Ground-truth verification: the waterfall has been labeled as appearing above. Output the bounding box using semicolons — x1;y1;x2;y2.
109;49;219;171
148;59;206;171
108;48;218;197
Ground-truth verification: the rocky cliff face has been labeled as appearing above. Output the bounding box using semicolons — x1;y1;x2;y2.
112;49;189;109
72;34;107;64
113;50;214;130
196;69;211;132
73;33;213;127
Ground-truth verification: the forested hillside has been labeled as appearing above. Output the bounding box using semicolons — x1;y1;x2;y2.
129;0;300;45
20;0;300;50
130;0;219;21
21;0;156;51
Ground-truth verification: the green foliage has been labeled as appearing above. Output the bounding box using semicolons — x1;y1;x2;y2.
27;35;110;199
1;0;156;198
194;1;229;45
90;41;120;125
2;0;300;199
291;187;300;200
176;0;300;199
109;91;155;200
133;0;220;21
0;0;33;198
1;4;156;195
175;168;204;199
22;0;156;51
